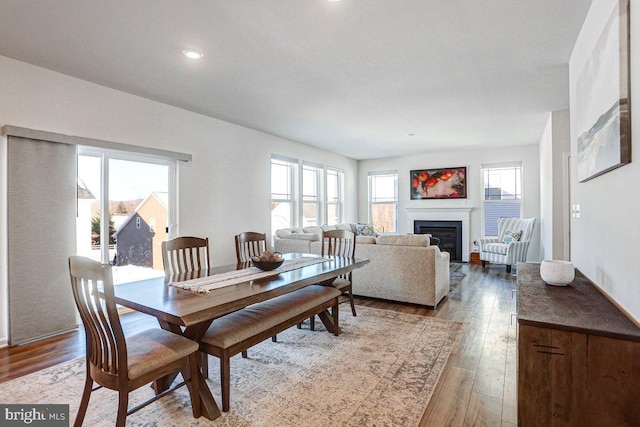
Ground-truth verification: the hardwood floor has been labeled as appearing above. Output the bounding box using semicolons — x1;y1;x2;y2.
358;263;518;427
0;263;517;426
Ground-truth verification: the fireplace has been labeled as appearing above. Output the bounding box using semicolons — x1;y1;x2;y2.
414;220;463;262
406;208;471;262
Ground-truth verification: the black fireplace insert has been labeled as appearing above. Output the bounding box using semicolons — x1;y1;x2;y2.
414;220;462;262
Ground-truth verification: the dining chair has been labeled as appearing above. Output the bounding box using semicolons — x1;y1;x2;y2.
161;236;210;276
234;232;267;263
234;231;277;347
69;256;201;427
309;229;357;330
161;236;212;376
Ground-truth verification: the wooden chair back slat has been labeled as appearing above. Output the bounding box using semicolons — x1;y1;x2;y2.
235;232;267;263
69;256;127;378
162;237;210;275
322;230;356;280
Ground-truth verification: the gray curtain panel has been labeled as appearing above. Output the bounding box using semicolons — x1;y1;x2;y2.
7;136;77;345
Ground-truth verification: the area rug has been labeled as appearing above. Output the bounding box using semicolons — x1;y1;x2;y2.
0;307;461;427
449;263;466;294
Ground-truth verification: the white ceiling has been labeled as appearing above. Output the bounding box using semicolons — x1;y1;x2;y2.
0;0;592;160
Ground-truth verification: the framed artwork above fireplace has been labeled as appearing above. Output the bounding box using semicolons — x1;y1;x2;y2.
410;167;467;199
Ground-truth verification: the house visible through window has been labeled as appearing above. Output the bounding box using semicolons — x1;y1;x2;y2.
368;171;398;233
77;149;176;284
481;162;523;236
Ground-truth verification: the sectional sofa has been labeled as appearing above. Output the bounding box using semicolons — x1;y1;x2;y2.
274;224;450;307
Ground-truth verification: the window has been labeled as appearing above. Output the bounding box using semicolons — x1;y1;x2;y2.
271;156;297;234
368;171;398;233
302;162;323;227
482;162;523;236
271;155;344;234
77;148;177;284
326;168;344;225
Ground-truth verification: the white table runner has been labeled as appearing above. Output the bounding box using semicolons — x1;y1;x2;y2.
169;256;330;293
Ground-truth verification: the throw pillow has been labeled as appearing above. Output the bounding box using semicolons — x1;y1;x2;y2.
356;223;379;237
502;230;523;244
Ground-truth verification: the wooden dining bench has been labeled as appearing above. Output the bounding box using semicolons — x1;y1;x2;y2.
199;284;342;412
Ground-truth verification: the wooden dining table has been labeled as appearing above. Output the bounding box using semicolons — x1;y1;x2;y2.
112;253;370;420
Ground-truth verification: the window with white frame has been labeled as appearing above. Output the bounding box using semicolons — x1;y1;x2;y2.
302;162;323;227
368;171;398;233
326;168;344;225
481;162;523;236
77;147;177;284
271;156;297;234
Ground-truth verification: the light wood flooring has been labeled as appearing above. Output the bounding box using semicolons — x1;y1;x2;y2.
0;263;517;426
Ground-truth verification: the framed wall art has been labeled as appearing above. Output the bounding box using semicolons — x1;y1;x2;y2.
575;0;631;182
410;167;466;199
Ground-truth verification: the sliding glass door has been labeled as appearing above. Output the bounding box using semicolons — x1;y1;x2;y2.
77;148;177;284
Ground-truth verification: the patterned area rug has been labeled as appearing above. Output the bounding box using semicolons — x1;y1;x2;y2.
0;307;461;427
449;263;467;294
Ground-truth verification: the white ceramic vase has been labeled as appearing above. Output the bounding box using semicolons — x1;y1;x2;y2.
540;260;575;286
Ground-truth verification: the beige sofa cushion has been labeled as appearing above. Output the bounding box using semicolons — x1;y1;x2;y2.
283;233;319;241
356;236;377;244
302;226;324;238
333;223;355;232
303;223;356;238
375;234;431;247
276;228;319;241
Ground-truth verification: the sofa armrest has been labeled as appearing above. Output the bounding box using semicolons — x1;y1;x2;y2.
480;237;499;245
480;237;499;252
505;240;530;262
433;247;450;306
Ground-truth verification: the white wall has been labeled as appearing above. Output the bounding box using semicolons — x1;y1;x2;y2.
358;144;541;261
539;109;571;261
0;55;358;345
569;0;640;322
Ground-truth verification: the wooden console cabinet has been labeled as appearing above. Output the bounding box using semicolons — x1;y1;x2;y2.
516;263;640;427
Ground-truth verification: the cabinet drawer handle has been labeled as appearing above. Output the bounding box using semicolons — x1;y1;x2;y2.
536;350;565;356
533;344;560;350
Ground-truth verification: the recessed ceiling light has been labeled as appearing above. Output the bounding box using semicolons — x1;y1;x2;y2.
182;49;204;60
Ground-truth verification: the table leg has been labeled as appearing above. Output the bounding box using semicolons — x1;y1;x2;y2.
194;366;221;420
153;319;221;420
317;306;341;335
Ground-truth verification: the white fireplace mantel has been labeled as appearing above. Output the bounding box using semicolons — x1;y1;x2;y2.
406;208;472;262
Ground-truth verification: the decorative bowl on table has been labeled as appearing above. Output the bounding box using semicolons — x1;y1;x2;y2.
251;252;284;271
540;260;575;286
